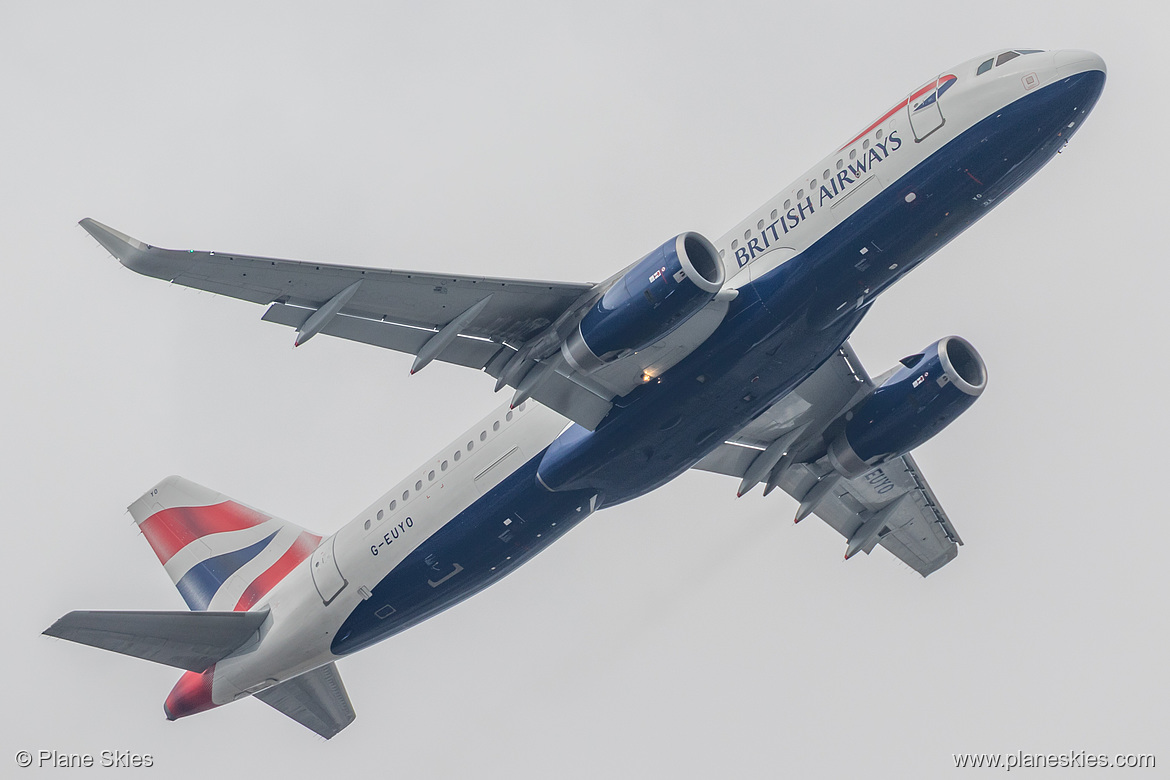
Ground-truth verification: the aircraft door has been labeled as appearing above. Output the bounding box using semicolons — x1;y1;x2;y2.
310;535;348;605
907;76;945;142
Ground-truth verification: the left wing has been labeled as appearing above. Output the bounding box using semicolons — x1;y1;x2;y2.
694;344;963;576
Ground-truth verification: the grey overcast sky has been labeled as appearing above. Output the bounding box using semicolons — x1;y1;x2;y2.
3;1;1165;777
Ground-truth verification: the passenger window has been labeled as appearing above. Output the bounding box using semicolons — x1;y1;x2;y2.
390;500;397;510
770;209;778;220
996;51;1019;66
506;411;513;422
377;509;384;520
492;421;500;432
428;470;435;481
453;451;460;462
402;490;410;501
783;199;791;209
977;58;993;75
415;480;422;491
756;219;764;230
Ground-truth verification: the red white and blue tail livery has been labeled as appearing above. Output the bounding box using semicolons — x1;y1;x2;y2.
131;476;321;612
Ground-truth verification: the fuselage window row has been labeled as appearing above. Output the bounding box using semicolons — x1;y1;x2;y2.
367;402;529;528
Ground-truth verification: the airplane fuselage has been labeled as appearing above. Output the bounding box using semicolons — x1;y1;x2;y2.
172;50;1106;711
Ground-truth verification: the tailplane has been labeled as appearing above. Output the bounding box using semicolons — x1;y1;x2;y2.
43;477;342;733
128;476;321;611
42;609;267;672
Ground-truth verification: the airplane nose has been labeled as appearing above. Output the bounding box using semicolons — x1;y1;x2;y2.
1053;49;1107;78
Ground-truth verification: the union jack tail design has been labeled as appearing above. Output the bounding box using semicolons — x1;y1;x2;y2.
128;476;321;611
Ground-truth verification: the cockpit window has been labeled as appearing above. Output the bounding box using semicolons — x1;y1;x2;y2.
979;50;1046;76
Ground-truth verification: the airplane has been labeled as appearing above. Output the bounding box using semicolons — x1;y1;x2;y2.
46;48;1106;739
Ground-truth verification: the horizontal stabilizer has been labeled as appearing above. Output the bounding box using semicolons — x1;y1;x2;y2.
256;662;356;739
44;609;268;672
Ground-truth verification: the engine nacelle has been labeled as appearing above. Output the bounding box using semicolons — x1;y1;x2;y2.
827;336;987;478
561;232;724;373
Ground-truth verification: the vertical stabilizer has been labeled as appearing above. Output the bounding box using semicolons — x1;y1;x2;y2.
128;476;321;611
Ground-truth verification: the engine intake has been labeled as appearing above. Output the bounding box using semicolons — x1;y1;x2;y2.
562;232;724;373
828;336;987;478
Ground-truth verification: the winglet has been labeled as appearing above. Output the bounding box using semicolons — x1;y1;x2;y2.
78;218;184;282
79;218;149;259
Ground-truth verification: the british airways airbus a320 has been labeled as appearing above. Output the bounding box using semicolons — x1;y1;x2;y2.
47;49;1105;738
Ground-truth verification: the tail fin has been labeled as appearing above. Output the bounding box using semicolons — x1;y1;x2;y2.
129;476;321;611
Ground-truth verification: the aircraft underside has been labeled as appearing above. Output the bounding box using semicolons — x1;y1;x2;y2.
46;51;1107;739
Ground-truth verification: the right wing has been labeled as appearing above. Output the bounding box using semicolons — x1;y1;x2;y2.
82;219;736;430
81;219;619;427
81;218;592;347
255;662;356;740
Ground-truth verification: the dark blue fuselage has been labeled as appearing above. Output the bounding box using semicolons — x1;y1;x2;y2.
332;70;1104;656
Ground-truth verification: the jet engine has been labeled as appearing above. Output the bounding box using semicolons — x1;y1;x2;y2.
561;232;725;373
827;336;987;478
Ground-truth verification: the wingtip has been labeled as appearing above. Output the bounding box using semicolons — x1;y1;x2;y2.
78;218;149;259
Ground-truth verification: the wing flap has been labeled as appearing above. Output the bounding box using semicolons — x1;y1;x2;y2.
43;609;268;672
262;303;501;370
255;662;356;740
777;457;960;576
